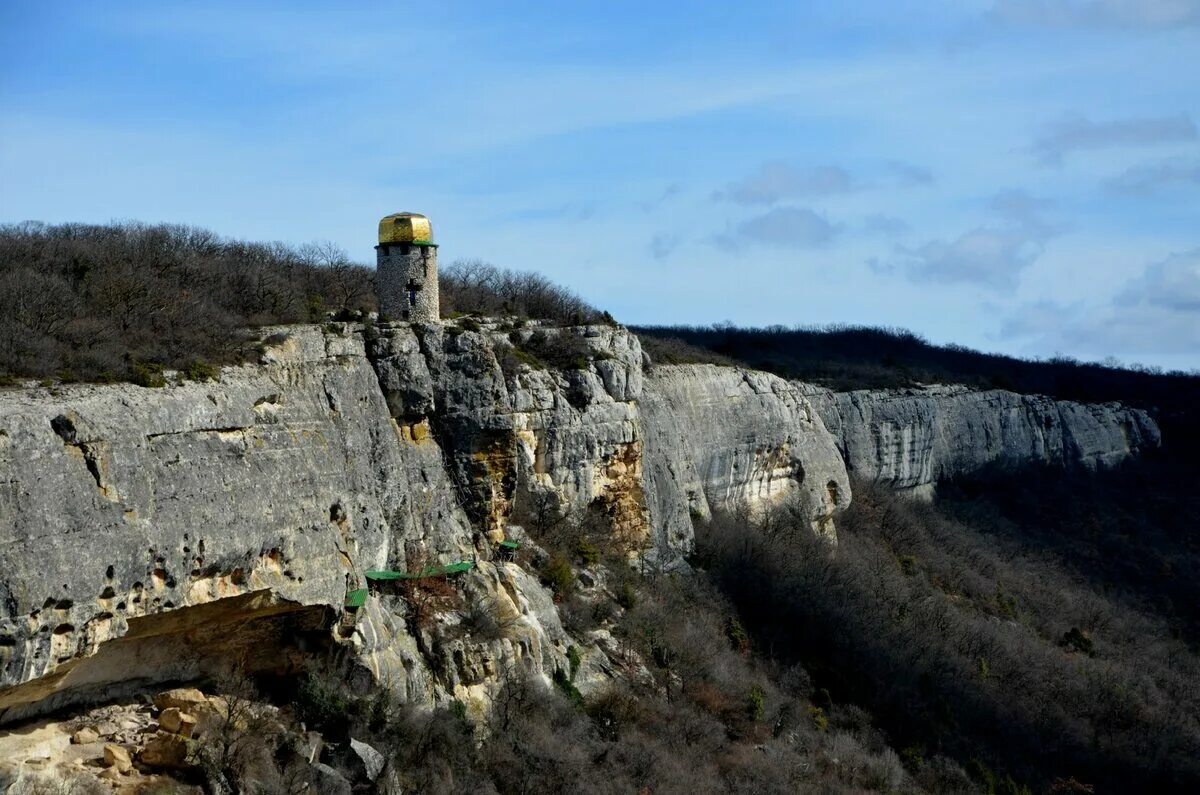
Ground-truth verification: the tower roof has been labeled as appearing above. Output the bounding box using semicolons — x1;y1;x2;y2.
379;212;435;246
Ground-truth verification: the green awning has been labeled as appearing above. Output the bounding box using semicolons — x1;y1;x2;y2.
344;589;368;609
365;560;475;582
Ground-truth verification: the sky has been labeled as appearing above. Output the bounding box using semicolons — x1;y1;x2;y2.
1;1;1197;371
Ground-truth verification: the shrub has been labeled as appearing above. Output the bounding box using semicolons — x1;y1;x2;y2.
1059;627;1095;656
541;555;575;595
182;359;219;382
615;581;637;611
128;360;166;388
518;329;592;371
293;672;350;730
576;536;601;566
552;666;584;708
567;645;582;681
497;344;544;378
726;616;750;654
748;684;765;721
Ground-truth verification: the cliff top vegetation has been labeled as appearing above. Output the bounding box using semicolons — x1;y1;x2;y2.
0;221;601;385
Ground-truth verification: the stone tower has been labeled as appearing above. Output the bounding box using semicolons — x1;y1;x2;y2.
376;212;439;323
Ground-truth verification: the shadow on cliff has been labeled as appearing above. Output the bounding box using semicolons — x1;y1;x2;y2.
0;591;335;726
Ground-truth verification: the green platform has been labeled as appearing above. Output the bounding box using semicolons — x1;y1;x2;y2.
365;561;475;582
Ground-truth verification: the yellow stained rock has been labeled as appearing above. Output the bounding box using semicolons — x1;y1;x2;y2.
103;743;132;773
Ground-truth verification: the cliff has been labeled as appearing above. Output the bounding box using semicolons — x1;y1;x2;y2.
0;322;1160;725
809;384;1161;498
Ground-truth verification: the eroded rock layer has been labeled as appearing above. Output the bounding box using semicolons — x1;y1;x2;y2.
640;365;850;550
809;384;1161;498
0;322;1160;723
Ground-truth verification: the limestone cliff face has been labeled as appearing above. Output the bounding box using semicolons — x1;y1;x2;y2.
640;365;850;552
0;322;1161;723
0;321;657;723
0;326;474;721
808;384;1161;497
367;321;647;552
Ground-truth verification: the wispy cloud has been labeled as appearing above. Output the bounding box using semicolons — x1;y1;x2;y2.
714;206;838;250
990;0;1200;30
1117;247;1200;312
886;190;1062;290
1105;156;1200;193
715;160;934;206
882;161;934;187
862;213;911;237
638;183;683;212
714;163;854;205
1002;249;1200;360
1029;114;1197;166
649;232;681;261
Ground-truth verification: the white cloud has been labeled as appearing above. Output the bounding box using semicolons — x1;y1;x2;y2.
899;227;1045;289
862;213;911;237
715;163;855;205
1105;156;1200;193
991;0;1200;30
1029;114;1197;166
1117;248;1200;312
882;161;934;187
891;191;1062;289
715;207;838;250
1002;249;1200;359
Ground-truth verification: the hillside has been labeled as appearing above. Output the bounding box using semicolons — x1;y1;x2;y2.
1;223;1196;794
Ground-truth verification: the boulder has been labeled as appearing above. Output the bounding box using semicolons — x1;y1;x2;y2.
103;743;133;773
310;762;354;795
349;738;385;781
153;688;208;714
159;707;197;737
139;732;192;770
71;727;99;744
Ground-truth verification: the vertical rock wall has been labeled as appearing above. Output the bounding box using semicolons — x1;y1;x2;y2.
0;321;1162;723
808;384;1161;497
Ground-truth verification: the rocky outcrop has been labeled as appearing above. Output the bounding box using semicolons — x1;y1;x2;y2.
640;365;850;552
0;326;475;721
366;321;647;551
808;384;1161;498
0;321;672;723
0;321;1162;725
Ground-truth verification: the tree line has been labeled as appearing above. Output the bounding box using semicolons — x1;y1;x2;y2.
0;221;606;385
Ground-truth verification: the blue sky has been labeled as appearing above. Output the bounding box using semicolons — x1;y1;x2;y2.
2;1;1197;370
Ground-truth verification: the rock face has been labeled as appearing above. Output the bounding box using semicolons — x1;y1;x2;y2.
0;321;1161;723
809;385;1161;498
0;321;658;723
640;365;850;551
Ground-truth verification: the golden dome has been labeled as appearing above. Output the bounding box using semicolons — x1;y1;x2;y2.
378;212;435;245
